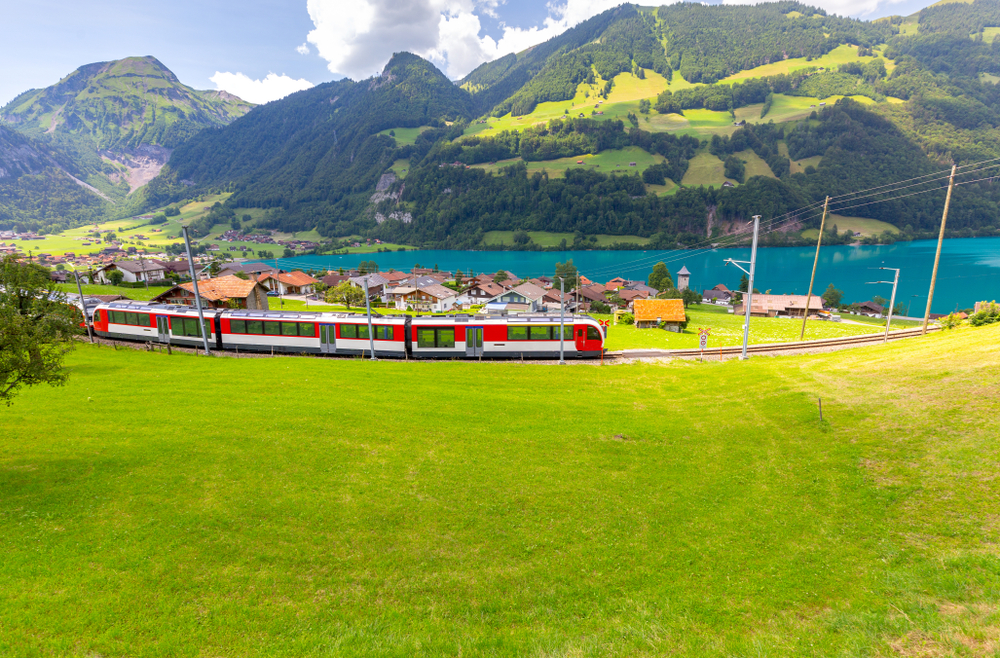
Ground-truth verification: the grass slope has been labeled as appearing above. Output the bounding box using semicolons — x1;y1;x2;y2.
3;325;1000;655
800;213;901;239
471;146;664;178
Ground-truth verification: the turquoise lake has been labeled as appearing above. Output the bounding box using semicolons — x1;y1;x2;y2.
260;237;1000;314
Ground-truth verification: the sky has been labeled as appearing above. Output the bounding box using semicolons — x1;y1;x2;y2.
1;0;941;108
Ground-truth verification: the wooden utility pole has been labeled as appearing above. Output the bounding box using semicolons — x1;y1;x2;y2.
922;164;957;335
800;196;830;341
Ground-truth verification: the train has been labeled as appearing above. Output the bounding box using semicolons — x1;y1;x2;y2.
90;300;606;359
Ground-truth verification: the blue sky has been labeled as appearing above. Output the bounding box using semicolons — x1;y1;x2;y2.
1;0;939;107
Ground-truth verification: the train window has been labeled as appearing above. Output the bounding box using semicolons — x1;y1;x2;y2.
172;317;210;337
246;320;263;334
417;328;436;348
357;325;370;339
93;310;102;323
438;328;455;348
282;323;298;337
125;312;137;325
298;323;315;337
529;326;551;341
111;310;125;324
558;325;573;340
587;326;601;340
230;320;246;334
507;326;528;341
375;325;394;340
264;322;280;336
340;324;357;339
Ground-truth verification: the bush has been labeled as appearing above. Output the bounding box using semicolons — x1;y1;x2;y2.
620;313;635;325
969;302;1000;327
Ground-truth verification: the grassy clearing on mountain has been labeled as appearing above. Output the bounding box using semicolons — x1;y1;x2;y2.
471;146;664;178
681;150;729;187
379;126;431;146
734;148;777;179
800;214;901;240
4;324;999;656
718;44;894;85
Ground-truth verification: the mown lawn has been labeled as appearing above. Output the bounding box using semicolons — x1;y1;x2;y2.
54;283;173;301
2;325;1000;656
598;303;905;351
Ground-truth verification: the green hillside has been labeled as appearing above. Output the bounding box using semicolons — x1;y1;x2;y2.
3;324;1000;655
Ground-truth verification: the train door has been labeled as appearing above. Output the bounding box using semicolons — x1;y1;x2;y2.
575;325;587;352
465;327;484;357
319;324;336;354
156;316;170;343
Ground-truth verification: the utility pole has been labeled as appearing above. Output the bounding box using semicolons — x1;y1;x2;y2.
559;279;566;364
182;226;211;355
923;164;956;335
74;269;94;343
138;252;149;290
724;214;761;361
867;267;900;344
363;276;377;360
800;196;830;340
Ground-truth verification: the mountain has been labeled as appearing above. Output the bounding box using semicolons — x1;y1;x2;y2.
0;56;251;232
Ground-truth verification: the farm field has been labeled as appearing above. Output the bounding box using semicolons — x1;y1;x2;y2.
800;214;901;240
471;146;664;178
734;148;776;179
379;126;431;145
482;231;650;247
3;324;1000;655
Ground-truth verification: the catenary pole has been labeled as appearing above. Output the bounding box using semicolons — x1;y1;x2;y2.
923;164;956;334
800;196;830;340
885;267;899;344
559;279;565;364
741;215;760;361
364;276;376;360
74;269;94;343
182;226;211;355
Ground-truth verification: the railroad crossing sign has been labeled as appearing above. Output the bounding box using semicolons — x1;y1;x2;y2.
698;328;711;350
599;320;610;327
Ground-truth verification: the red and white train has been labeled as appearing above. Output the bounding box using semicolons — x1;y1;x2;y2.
90;301;606;359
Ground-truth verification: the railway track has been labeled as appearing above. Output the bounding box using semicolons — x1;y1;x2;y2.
610;326;938;360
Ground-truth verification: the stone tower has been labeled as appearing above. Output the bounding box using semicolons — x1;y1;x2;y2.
677;265;690;291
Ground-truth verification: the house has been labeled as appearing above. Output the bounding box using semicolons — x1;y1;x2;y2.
457;281;504;306
379;271;411;286
617;289;650;306
722;181;735;188
605;277;630;290
216;262;279;279
702;284;733;304
320;272;352;288
50;270;69;283
733;294;825;318
484;282;547;313
677;265;690;290
569;285;607;310
391;284;458;312
633;299;687;331
258;271;319;295
542;289;578;311
151;275;270;309
851;300;885;317
623;282;658;297
95;260;168;284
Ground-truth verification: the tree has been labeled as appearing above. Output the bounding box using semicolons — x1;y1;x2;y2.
821;283;844;308
233;271;250;280
723;155;745;183
283;247;294;258
648;262;673;292
325;281;365;309
493;270;508;284
681;288;701;307
738;274;749;292
873;295;888;311
231;217;241;232
553;259;578;291
107;270;125;286
1;256;82;405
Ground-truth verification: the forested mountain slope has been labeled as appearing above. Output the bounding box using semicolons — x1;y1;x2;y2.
0;56;251;232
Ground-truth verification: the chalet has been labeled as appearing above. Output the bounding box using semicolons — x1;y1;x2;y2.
95;260;167;284
390;284;457;312
605;277;630;290
258;271;319;295
702;284;733;303
733;294;824;318
151;275;270;310
851;300;885;317
569;285;607;310
484;282;547;313
320;272;352;288
457;281;504;306
216;262;279;279
722;181;735;188
617;289;650;306
633;299;687;331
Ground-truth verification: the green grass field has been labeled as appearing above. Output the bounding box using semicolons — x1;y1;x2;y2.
3;323;1000;655
54;283;173;301
800;214;901;240
718;44;895;84
600;303;908;350
482;231;650;247
379;126;431;146
681;150;729;187
734;148;776;179
471;146;665;178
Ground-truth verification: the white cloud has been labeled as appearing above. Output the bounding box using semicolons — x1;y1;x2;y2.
296;43;310;55
210;71;315;105
305;0;626;81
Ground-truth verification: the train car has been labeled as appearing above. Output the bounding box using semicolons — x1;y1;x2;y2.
327;313;408;357
409;313;604;359
92;301;220;349
220;310;407;357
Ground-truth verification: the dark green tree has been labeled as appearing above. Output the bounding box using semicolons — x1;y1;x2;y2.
107;270;125;286
821;283;844;308
648;262;673;291
1;256;82;405
553;259;578;291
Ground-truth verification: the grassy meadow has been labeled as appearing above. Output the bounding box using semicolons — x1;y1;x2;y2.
800;214;901;240
2;323;1000;655
471;146;666;179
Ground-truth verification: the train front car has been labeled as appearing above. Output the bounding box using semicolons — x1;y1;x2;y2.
93;301;220;348
409;313;605;359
